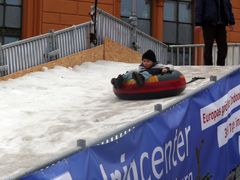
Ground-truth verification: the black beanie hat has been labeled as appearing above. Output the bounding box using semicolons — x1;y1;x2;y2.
142;49;156;62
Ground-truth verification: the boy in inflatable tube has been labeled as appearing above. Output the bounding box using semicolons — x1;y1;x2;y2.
111;49;174;89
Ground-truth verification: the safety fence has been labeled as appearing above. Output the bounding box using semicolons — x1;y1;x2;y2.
0;22;91;77
169;43;240;65
19;67;240;179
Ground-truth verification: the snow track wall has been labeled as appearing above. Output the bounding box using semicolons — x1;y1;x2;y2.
21;68;240;179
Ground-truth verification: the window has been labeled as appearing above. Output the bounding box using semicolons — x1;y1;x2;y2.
0;0;22;45
121;0;151;35
163;0;193;45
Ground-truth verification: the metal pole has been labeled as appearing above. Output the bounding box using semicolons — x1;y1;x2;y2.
90;0;98;46
129;0;138;50
131;0;137;18
46;30;59;61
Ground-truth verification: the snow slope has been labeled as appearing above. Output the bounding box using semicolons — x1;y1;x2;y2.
0;60;237;178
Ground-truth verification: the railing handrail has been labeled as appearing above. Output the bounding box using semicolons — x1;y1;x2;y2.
169;43;240;66
97;8;133;29
54;22;90;34
169;42;240;48
97;8;168;48
136;29;168;47
1;22;91;49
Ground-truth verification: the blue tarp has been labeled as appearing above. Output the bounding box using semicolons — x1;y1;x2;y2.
22;68;240;180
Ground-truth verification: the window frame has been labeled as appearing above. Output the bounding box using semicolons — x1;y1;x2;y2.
0;0;22;45
163;0;194;45
120;0;152;35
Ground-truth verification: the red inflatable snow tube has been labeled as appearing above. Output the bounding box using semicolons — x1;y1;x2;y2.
113;70;186;100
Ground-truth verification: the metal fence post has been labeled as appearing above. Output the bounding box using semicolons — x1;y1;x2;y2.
72;25;78;53
46;30;60;61
210;75;217;82
154;104;162;112
90;5;98;47
0;43;3;66
129;0;138;50
77;139;86;150
0;43;8;76
170;46;174;64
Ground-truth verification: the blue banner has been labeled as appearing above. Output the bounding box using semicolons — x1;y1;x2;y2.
22;68;240;180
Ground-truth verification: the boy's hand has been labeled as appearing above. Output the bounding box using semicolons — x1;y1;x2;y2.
228;25;234;31
195;26;202;31
162;67;169;73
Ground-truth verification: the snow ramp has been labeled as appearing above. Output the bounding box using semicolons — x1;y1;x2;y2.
3;61;238;179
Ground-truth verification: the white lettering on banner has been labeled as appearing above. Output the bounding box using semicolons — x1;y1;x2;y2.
152;147;164;179
100;164;108;180
100;126;191;179
200;84;240;130
176;172;193;180
53;172;73;180
239;136;240;156
217;110;240;147
140;152;150;180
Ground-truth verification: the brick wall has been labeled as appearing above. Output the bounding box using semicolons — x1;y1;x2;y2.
22;0;120;38
22;0;240;43
41;0;120;33
229;0;240;42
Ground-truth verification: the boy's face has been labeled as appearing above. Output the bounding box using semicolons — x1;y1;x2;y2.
142;59;154;69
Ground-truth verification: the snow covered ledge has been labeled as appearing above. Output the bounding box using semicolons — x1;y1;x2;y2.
0;38;141;81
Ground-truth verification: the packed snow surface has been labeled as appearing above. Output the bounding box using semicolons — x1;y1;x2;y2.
0;60;237;178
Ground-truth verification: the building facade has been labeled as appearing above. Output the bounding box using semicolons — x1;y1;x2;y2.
0;0;240;45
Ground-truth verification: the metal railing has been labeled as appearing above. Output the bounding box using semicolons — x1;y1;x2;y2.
169;43;240;65
96;9;168;63
55;24;91;58
0;22;91;76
